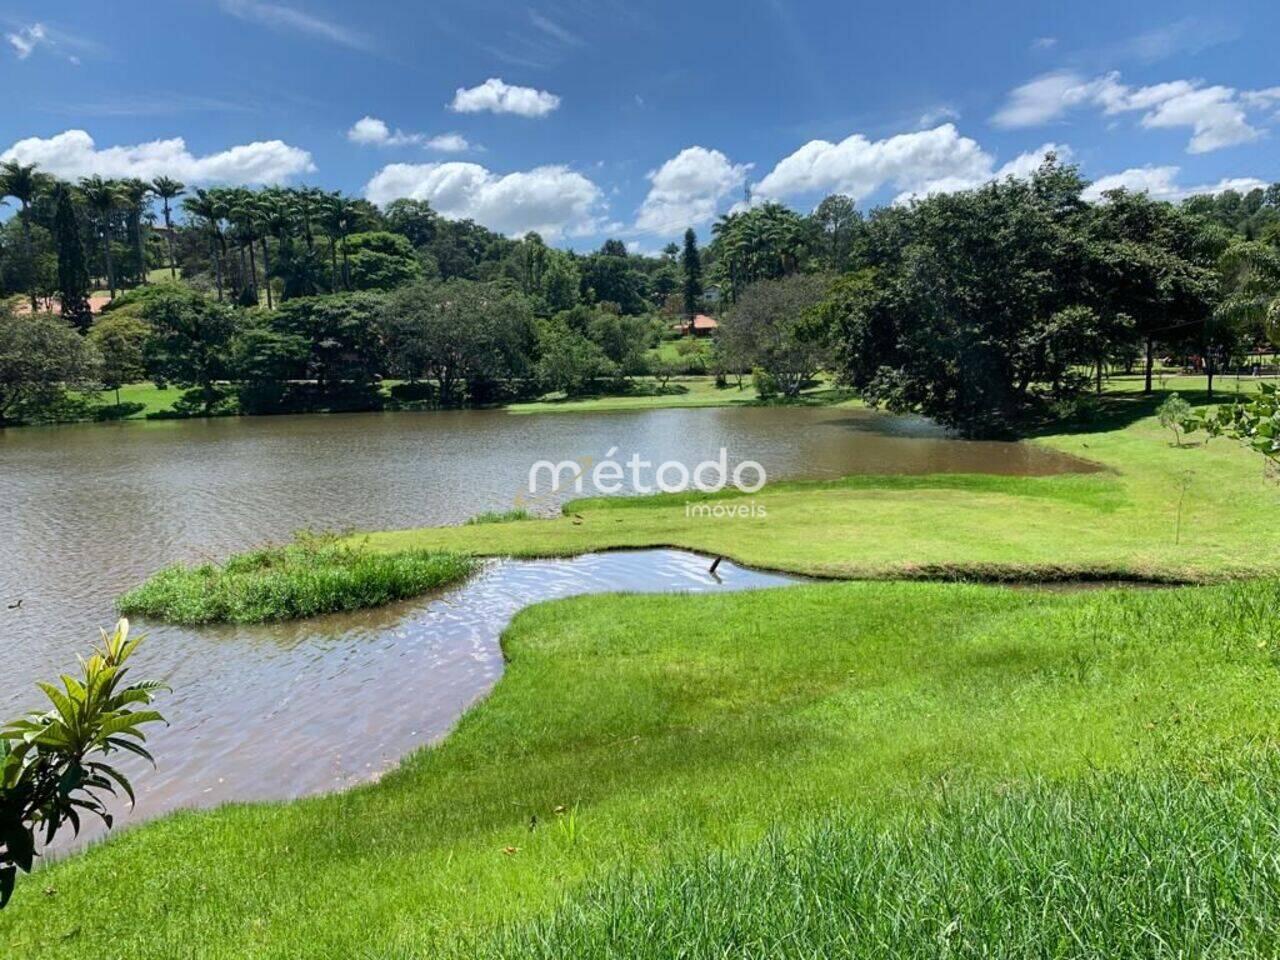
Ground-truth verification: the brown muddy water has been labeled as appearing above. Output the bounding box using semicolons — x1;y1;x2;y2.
0;405;1095;846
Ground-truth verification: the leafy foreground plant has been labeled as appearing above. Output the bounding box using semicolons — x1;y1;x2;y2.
0;620;165;908
118;534;478;624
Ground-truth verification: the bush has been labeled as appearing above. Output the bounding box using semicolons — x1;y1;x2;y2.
118;534;477;624
752;366;779;399
1;620;165;908
1157;393;1193;447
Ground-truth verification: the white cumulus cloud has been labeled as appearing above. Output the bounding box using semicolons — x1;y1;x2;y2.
1;129;315;184
992;70;1277;153
753;124;997;204
424;133;470;153
347;117;472;152
1082;165;1269;202
635;146;751;235
364;162;603;239
450;78;560;117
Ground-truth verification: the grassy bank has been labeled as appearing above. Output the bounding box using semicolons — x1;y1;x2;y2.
478;763;1280;958
4;578;1280;956
358;398;1280;583
47;371;1280;426
118;536;477;624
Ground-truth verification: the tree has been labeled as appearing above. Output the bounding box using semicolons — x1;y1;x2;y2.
344;232;423;291
1158;393;1192;447
118;179;152;286
52;184;92;332
0;306;98;425
380;281;534;405
142;287;239;415
1087;190;1221;394
587;311;651;378
681;228;703;320
811;194;862;272
79;176;122;299
151;176;185;279
0;160;49;311
383;198;439;248
536;317;613;395
709;203;810;302
580;254;648;314
1;619;165;909
717;274;830;397
320;193;360;291
182;188;228;301
822;160;1112;434
270;293;385;395
1215;240;1280;347
540;251;581;313
88;314;148;406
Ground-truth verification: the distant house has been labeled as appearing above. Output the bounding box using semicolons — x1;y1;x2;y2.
670;313;718;338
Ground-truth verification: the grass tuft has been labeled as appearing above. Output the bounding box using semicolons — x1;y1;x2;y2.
117;533;477;624
463;509;532;525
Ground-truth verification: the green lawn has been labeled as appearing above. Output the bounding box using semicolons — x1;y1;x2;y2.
91;382;183;417
4;577;1280;956
361;396;1280;583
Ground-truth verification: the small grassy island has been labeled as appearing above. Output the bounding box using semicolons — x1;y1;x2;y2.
118;535;477;624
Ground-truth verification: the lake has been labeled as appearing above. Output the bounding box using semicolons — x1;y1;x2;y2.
0;405;1094;841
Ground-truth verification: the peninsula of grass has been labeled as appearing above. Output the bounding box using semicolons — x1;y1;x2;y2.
359;395;1280;583
117;535;477;624
6;577;1280;956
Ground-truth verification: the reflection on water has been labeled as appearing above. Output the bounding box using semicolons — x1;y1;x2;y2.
0;405;1096;844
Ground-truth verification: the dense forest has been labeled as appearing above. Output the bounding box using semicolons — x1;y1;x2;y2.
2;156;1279;434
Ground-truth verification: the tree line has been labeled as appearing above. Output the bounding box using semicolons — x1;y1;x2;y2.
707;158;1280;434
3;155;1280;433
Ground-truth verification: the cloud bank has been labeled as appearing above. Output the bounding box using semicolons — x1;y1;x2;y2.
364;161;603;238
1;129;316;184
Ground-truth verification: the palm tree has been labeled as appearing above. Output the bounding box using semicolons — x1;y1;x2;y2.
225;188;259;304
0;160;50;311
119;178;152;286
182;188;227;300
256;189;295;309
1217;241;1280;359
151;176;185;280
79;175;123;299
320;192;358;291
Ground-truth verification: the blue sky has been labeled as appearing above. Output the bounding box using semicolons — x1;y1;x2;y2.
3;0;1279;250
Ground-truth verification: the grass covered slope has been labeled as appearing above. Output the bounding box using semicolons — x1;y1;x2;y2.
5;578;1280;956
118;535;476;624
362;400;1280;582
479;766;1280;958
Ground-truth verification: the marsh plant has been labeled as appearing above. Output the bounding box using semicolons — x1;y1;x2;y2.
119;532;477;624
0;619;165;908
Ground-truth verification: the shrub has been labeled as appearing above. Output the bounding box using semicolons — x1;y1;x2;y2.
1;620;165;908
118;534;477;624
752;366;779;399
1157;393;1192;446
